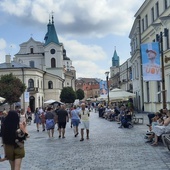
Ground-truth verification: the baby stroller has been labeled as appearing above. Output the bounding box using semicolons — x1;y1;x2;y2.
26;112;32;125
120;112;133;129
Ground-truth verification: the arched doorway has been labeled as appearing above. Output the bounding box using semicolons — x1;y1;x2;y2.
29;96;35;112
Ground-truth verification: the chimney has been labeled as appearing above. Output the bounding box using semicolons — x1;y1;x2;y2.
6;55;11;63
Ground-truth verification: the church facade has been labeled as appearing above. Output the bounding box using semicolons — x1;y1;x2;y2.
0;16;76;112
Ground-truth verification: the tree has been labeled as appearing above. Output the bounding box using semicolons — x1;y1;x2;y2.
76;89;84;100
60;87;76;103
0;73;26;106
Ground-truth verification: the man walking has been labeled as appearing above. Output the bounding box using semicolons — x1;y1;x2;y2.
56;104;69;138
79;103;90;141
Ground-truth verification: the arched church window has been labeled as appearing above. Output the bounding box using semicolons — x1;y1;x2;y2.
48;81;53;89
51;58;56;68
28;79;34;88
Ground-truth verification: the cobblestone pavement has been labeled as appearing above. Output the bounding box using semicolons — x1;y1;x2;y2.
1;111;170;170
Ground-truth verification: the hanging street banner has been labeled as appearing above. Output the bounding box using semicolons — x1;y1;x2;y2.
100;80;108;97
24;92;30;102
141;42;161;81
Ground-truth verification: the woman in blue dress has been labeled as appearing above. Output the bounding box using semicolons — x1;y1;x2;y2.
34;108;41;132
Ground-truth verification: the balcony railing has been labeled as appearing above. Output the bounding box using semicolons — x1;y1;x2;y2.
27;87;39;93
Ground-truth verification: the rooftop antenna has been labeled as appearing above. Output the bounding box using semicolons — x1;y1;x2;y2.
114;46;116;51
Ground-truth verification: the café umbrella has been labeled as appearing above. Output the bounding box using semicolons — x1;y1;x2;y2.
0;97;5;102
109;88;135;100
98;88;135;101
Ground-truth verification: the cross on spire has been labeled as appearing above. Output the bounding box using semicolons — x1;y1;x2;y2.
51;11;54;24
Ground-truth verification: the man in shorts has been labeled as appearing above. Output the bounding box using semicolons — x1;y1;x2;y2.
79;103;90;141
56;104;69;138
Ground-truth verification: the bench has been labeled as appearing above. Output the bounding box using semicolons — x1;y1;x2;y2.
162;133;170;151
132;112;144;124
132;117;144;124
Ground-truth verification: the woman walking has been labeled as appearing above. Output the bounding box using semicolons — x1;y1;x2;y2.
70;105;80;137
1;110;27;170
34;108;41;132
45;107;55;138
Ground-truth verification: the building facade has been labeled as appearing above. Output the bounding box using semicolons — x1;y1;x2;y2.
75;78;100;100
0;16;76;111
130;0;170;112
129;16;143;111
119;59;133;93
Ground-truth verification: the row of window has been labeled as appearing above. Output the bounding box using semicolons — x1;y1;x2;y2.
132;62;139;80
145;81;161;102
28;79;53;89
141;0;170;32
76;82;99;86
29;58;57;68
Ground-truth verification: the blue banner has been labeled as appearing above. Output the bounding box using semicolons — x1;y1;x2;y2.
141;42;161;81
100;80;107;97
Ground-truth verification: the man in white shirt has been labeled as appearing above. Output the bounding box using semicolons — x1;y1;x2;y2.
79;103;90;141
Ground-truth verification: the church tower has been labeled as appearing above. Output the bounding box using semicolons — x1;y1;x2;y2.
112;47;119;67
44;15;64;78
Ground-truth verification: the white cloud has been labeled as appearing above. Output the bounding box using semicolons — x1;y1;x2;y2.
0;39;18;63
59;37;109;78
0;0;144;36
0;38;7;50
0;38;7;63
0;0;145;78
73;60;107;79
0;0;31;17
60;37;107;61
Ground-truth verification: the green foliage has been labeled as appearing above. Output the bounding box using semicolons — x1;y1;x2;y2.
0;73;26;105
76;89;84;100
60;87;76;103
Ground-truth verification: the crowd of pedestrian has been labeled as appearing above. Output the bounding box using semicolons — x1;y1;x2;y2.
97;103;134;128
0;106;28;170
0;103;90;170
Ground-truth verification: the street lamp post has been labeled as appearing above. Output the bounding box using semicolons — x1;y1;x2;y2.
105;71;110;106
160;31;166;109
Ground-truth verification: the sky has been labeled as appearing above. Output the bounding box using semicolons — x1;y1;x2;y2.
0;0;145;80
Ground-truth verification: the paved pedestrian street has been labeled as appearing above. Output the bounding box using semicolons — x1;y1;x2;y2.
1;112;170;170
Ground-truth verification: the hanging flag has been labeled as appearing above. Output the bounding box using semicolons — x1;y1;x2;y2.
141;42;161;81
100;80;107;97
24;92;30;102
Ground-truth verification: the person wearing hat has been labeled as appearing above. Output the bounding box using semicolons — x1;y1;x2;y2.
142;44;161;81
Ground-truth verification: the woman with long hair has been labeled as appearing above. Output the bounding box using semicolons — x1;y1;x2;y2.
2;110;27;170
